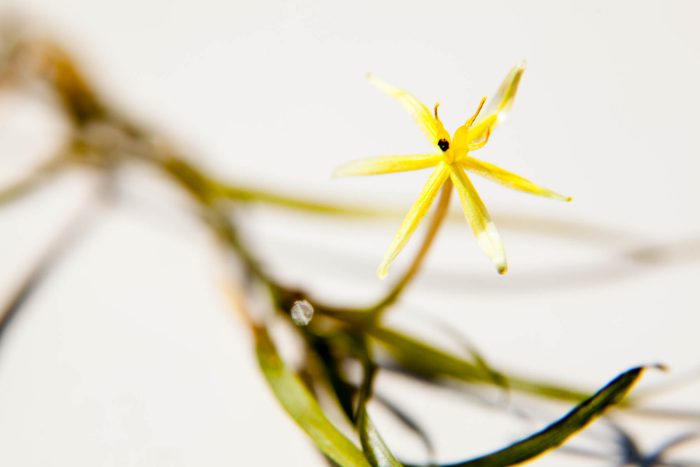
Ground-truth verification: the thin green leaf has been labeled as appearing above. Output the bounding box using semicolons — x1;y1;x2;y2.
310;334;434;462
369;326;590;402
369;326;484;381
357;359;402;467
310;335;357;423
374;393;436;462
436;366;648;467
358;407;402;467
254;327;370;467
424;316;510;395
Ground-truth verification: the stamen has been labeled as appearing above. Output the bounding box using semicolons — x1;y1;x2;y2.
433;102;441;120
465;96;487;128
468;128;491;151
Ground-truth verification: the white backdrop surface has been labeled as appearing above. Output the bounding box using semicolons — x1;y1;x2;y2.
0;1;699;466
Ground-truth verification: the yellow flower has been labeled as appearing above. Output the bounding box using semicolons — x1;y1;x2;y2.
336;63;571;279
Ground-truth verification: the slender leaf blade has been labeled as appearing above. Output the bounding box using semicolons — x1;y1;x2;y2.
356;358;402;467
374;393;436;462
254;327;370;467
358;407;402;467
439;366;647;467
369;326;484;381
370;326;590;402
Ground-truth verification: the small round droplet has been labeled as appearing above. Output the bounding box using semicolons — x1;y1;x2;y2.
291;299;314;326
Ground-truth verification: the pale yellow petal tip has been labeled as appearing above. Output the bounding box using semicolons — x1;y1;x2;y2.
376;264;390;280
547;190;572;202
553;193;573;202
332;160;367;178
550;191;573;202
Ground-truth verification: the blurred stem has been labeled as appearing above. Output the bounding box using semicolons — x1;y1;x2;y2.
356;345;377;420
0;37;617;413
214;181;391;218
0;154;68;208
369;181;453;321
155;154;374;325
82;132;606;407
0;174;108;340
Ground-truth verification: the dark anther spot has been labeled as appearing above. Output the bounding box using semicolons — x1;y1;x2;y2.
438;139;450;152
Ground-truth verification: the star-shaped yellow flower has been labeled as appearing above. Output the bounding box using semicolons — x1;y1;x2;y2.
336;63;571;278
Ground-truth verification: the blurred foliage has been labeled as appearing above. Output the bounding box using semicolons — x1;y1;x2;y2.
0;20;698;466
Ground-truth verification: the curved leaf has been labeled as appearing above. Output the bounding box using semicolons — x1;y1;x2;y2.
254;327;370;467
369;326;590;402
357;361;402;467
435;366;648;467
358;406;402;467
374;393;436;462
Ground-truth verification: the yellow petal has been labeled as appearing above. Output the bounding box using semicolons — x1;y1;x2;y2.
377;163;450;278
462;157;572;202
334;154;442;177
468;62;526;144
367;74;449;147
449;166;507;274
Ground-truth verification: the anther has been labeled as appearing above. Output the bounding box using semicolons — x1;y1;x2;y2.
465;96;488;128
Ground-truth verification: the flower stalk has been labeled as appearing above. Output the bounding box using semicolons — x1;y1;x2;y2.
0;27;688;467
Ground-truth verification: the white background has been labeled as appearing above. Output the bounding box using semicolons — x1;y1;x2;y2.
0;1;699;465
